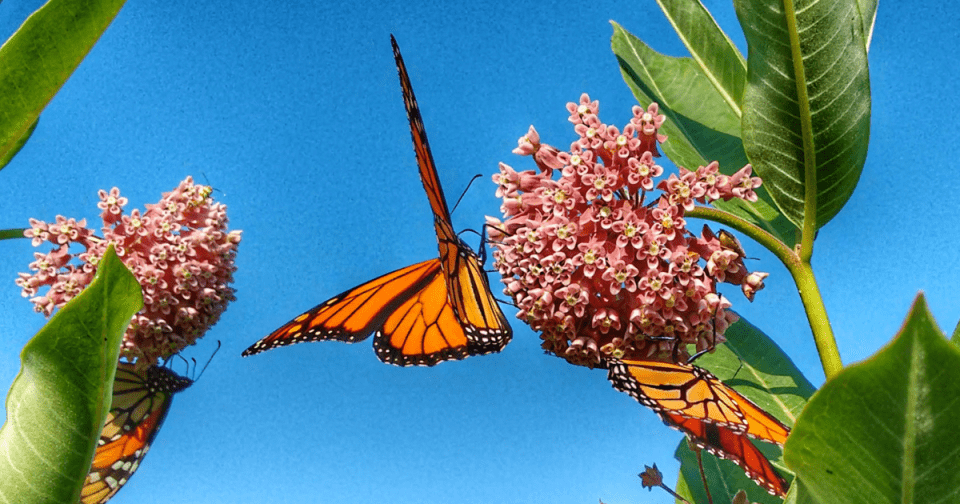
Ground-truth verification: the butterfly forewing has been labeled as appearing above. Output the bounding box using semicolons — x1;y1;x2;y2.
389;35;513;356
391;35;452;223
391;34;512;353
608;360;790;445
242;260;439;356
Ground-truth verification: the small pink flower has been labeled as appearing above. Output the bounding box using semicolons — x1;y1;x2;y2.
488;94;766;366
17;177;241;367
97;187;129;224
742;271;769;302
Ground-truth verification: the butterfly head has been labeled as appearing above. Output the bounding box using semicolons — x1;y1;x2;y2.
146;366;193;395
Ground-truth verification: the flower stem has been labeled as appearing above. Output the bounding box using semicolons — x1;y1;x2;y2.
791;261;842;378
687;206;842;379
0;228;27;241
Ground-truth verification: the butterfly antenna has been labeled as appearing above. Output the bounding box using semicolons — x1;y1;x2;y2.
200;171;225;197
163;354;190;375
687;294;724;364
450;173;484;215
193;340;222;381
457;222;498;266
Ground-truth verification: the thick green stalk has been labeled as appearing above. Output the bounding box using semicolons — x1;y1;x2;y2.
790;261;842;379
688;206;842;379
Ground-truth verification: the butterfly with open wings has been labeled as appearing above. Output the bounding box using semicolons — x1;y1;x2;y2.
242;36;511;366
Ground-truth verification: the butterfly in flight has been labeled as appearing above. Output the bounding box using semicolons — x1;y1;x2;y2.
80;362;193;504
242;36;512;366
607;359;790;495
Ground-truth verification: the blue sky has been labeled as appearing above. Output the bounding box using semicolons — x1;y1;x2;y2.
0;1;957;503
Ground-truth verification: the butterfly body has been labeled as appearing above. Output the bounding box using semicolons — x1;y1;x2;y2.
242;36;511;365
81;363;192;504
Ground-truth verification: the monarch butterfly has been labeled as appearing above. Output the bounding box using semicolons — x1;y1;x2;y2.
607;360;790;445
242;35;512;366
665;411;789;496
80;362;192;504
607;360;790;495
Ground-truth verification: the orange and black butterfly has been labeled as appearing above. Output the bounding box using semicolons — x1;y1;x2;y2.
80;362;192;504
607;360;790;445
242;36;511;366
607;360;790;495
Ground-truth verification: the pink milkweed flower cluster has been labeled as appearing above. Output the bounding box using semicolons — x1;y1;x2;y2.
488;94;766;367
16;176;241;366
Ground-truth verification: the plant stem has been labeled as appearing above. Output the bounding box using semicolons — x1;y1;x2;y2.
0;228;27;240
687;206;842;379
790;260;842;378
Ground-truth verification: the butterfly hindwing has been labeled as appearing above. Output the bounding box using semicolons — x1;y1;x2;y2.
374;266;471;366
81;363;192;504
666;412;789;497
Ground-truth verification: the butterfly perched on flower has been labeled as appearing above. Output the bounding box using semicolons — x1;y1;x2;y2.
242;35;512;366
80;362;192;504
607;359;790;496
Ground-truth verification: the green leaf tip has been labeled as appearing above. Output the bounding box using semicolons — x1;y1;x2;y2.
784;293;960;504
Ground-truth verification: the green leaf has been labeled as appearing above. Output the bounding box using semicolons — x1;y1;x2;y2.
0;245;142;504
0;118;38;171
654;0;747;113
735;0;870;231
784;295;960;504
0;0;128;165
611;21;798;247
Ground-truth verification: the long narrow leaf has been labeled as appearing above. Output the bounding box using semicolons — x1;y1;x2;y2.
0;118;37;171
654;0;747;114
0;0;127;165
